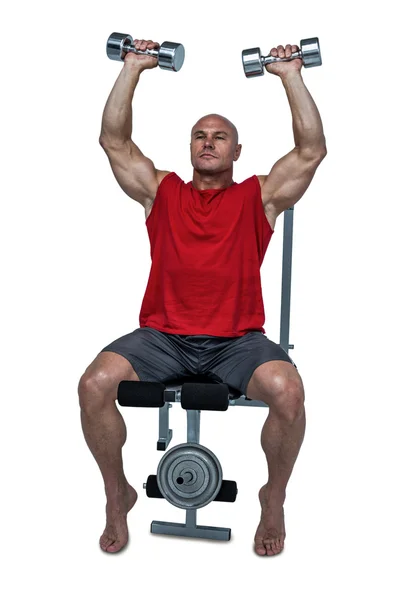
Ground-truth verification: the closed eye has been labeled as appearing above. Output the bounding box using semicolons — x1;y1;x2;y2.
195;136;225;140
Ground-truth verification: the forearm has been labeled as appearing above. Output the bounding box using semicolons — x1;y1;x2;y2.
281;72;326;154
99;63;142;145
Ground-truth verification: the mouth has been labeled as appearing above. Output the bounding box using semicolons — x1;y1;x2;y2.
200;154;217;158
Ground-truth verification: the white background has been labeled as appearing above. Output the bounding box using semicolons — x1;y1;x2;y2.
2;0;399;597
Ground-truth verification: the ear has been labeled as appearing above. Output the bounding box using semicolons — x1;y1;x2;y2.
233;144;242;162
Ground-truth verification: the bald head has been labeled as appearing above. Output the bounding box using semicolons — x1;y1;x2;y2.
191;113;239;145
190;113;242;178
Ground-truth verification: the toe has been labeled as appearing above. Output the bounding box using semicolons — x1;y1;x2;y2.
269;537;284;555
108;538;128;553
273;540;280;554
254;538;267;555
103;534;124;552
106;534;128;553
266;541;274;556
100;531;118;552
265;537;279;555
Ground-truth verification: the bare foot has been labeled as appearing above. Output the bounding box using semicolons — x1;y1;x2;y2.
254;483;286;556
99;483;138;553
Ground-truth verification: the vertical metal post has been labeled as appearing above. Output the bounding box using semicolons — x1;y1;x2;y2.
185;510;197;528
187;410;200;444
279;207;295;355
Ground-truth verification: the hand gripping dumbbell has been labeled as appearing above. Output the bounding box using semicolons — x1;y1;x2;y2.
242;37;322;78
106;32;185;72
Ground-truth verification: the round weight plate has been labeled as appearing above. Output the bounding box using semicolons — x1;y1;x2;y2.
158;42;185;72
300;37;322;68
157;443;223;509
106;32;133;62
242;47;264;77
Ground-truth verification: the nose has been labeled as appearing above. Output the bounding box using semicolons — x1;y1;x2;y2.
203;137;214;148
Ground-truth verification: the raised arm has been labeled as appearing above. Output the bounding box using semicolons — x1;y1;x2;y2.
99;40;170;208
257;43;327;219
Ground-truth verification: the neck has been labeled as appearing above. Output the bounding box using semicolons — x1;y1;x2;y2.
192;169;234;190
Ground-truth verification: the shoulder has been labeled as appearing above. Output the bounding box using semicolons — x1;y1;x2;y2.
156;171;187;187
156;170;173;186
240;175;276;230
146;171;182;210
235;174;265;191
145;172;185;220
256;175;267;187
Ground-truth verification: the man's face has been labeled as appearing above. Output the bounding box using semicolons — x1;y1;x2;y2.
190;116;241;174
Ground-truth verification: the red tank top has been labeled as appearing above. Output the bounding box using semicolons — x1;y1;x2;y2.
139;172;274;337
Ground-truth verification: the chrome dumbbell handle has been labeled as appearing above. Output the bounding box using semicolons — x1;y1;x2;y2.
261;50;302;65
121;43;159;59
123;41;184;71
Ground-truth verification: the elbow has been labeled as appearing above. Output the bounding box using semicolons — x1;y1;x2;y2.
315;148;327;164
99;135;130;150
306;135;328;161
99;136;110;149
298;144;327;163
319;135;328;159
311;143;328;162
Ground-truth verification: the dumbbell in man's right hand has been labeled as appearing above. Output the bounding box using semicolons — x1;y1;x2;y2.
124;39;160;71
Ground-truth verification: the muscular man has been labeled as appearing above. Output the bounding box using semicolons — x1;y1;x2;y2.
78;39;327;556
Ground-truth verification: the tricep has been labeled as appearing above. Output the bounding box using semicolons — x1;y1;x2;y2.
100;139;160;207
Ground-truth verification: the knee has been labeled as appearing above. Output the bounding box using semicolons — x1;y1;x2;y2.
268;376;305;423
78;371;115;414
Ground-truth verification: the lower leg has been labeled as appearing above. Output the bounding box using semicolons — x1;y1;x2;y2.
80;395;129;493
79;387;137;552
261;404;306;499
254;404;306;556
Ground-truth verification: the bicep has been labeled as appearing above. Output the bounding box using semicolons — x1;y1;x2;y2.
101;139;169;206
258;147;325;216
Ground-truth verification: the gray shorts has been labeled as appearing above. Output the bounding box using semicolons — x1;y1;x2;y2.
100;326;297;398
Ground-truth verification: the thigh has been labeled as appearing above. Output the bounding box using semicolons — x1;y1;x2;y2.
203;331;297;397
100;326;196;383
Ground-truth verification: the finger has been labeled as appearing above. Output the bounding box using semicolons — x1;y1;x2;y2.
270;47;278;57
139;40;148;51
148;40;160;49
277;45;285;58
292;44;299;53
285;44;292;58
